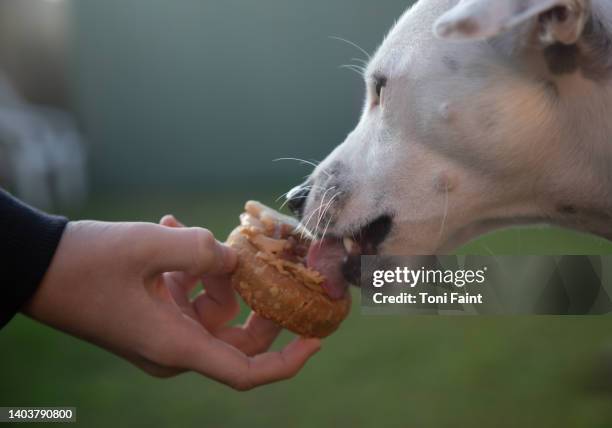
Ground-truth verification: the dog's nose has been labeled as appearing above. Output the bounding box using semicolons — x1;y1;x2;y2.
286;184;310;218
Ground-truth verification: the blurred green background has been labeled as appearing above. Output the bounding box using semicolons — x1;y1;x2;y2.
2;1;612;427
72;0;407;191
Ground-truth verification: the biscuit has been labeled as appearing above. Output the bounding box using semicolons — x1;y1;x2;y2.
226;202;351;338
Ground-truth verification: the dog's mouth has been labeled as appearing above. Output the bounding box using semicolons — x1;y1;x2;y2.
307;215;393;299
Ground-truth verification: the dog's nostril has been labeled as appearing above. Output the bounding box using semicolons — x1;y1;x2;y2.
286;185;310;218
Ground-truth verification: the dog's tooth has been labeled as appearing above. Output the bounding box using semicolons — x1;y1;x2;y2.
343;236;356;253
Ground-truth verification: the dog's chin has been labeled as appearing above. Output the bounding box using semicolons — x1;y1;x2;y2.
307;215;393;296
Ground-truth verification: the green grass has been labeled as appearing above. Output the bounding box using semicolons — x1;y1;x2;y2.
2;191;612;428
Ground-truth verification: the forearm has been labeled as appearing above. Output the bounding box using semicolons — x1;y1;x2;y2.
0;189;68;328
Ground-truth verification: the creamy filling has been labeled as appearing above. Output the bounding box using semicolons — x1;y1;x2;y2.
240;203;326;293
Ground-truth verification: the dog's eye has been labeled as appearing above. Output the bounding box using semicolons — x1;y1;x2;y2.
372;76;387;107
375;77;387;98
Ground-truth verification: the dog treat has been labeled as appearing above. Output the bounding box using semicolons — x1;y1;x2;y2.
226;201;351;338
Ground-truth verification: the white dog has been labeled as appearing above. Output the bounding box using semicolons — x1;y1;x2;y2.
287;0;612;297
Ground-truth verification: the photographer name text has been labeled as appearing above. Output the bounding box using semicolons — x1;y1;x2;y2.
369;266;488;306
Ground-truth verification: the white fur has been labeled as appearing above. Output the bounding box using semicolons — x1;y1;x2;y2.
302;0;612;255
434;0;587;43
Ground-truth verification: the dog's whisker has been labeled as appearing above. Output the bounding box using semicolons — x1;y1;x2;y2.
319;192;342;242
313;187;337;236
315;194;335;236
275;184;325;213
275;187;308;204
273;157;331;178
320;212;336;243
342;64;367;73
275;190;292;202
315;192;342;244
273;157;319;169
299;185;337;239
321;191;341;219
351;57;369;66
275;184;316;201
277;184;328;212
274;183;323;203
329;36;372;60
298;193;329;240
315;189;331;226
339;64;366;78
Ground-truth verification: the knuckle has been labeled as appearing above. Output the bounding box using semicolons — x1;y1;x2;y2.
194;228;215;249
192;228;218;266
228;362;255;391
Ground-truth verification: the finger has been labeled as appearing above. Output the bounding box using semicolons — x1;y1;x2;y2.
189;336;321;391
163;273;198;318
158;217;233;318
192;275;239;330
160;215;196;286
244;337;322;388
146;226;237;277
158;216;236;295
165;271;200;299
160;214;184;228
213;312;282;356
148;274;177;303
159;216;201;293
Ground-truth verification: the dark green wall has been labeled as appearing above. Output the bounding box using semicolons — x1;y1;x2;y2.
71;0;411;192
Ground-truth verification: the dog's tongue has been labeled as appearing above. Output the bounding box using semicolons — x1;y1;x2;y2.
307;238;348;300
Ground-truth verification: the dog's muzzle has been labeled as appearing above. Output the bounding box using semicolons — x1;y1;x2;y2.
286;183;393;296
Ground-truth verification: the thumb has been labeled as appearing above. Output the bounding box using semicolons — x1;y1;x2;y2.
146;226;237;276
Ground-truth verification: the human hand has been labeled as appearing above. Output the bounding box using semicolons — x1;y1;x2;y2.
24;216;321;390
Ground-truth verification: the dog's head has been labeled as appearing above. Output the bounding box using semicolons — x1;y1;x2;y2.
289;0;612;294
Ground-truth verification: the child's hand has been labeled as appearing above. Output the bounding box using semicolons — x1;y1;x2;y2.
24;216;321;390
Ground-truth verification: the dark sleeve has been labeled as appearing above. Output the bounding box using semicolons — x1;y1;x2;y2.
0;189;68;328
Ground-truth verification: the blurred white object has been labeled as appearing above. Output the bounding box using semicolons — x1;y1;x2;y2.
0;72;87;209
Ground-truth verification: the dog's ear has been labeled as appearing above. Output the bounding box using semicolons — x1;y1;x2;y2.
434;0;590;45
